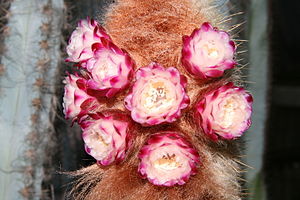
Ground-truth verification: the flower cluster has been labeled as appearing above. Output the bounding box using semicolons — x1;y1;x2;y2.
180;22;253;140
138;132;200;186
65;18;135;99
63;18;253;187
63;18;136;165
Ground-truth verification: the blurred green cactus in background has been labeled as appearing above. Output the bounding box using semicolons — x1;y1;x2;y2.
0;0;64;199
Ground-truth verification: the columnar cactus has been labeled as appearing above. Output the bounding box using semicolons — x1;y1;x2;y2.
62;0;255;200
0;0;64;199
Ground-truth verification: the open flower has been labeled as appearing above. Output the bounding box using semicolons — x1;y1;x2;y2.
138;132;200;186
181;22;236;79
196;82;253;140
85;38;135;98
80;112;133;166
63;74;96;120
66;18;111;63
125;63;189;126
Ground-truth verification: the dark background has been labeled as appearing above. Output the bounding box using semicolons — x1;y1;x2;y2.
264;0;300;199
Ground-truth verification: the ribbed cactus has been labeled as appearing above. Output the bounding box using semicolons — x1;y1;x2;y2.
0;0;64;199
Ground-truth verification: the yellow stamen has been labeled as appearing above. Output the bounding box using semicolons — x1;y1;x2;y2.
143;81;172;111
154;154;182;170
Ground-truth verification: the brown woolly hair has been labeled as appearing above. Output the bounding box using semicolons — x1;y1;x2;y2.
67;0;247;199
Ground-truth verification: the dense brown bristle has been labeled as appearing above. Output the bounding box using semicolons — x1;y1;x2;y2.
104;0;226;68
68;0;244;199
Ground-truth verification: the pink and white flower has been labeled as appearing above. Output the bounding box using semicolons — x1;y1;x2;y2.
138;132;200;186
124;63;190;126
196;82;253;140
181;22;236;79
63;74;96;120
66;18;111;63
80;112;133;166
85;38;135;98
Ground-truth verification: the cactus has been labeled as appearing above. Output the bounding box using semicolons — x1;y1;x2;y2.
63;0;256;199
0;0;64;199
0;0;267;199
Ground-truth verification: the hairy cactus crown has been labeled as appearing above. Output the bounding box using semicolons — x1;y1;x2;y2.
63;18;253;186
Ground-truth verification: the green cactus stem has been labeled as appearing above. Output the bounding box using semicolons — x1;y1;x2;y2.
0;0;64;199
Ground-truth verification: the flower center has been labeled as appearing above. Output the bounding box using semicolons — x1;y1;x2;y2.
153;154;182;170
91;129;109;147
97;133;109;146
219;97;238;128
207;48;219;58
97;63;110;80
94;50;120;81
142;81;173;112
98;61;118;80
203;41;219;59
